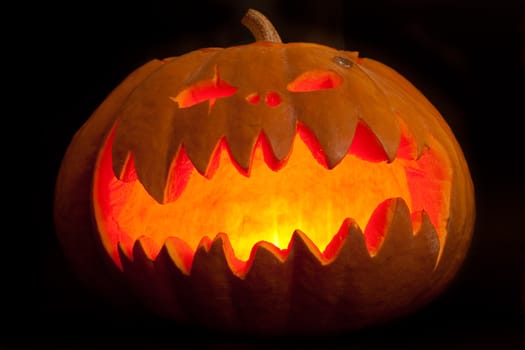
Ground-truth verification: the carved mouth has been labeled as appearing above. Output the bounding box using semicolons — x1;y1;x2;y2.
93;118;451;274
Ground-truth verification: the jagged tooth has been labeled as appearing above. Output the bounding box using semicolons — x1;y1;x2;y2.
370;198;440;292
328;201;439;329
414;211;440;268
189;234;240;331
285;230;327;333
348;121;392;163
153;243;192;321
323;219;352;260
333;220;372;264
118;152;137;182
134;236;162;261
256;131;292;171
183;127;222;177
110;135;128;182
350;59;408;161
366;118;400;163
118;237;184;320
287;230;323;262
164;146;194;203
132;237;152;262
112;121;182;205
261;120;296;166
99;122;137;185
373;197;413;260
224;132;259;174
336;63;400;163
297;117;357;169
247;242;288;274
117;242;133;269
285;229;356;333
161;236;194;275
236;242;292;334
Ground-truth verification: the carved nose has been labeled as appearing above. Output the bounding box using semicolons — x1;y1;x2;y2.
246;91;282;107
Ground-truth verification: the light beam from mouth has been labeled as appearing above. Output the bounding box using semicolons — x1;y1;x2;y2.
93;118;451;273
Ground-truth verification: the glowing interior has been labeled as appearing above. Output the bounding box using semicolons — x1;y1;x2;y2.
94;120;451;273
93;68;451;273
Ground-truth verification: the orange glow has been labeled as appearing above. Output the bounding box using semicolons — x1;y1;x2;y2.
264;91;282;106
245;92;261;104
93;121;451;272
169;66;237;110
287;69;343;92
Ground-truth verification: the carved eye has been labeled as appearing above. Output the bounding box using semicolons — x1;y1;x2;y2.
287;69;343;92
170;67;238;109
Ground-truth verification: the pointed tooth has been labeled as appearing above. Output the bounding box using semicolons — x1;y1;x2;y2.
248;242;288;273
364;198;406;255
117;235;135;263
117;241;133;268
120;237;186;320
348;121;391;162
184;133;222;177
371;197;412;259
323;219;352;260
287;47;360;168
373;199;440;273
396;116;422;160
202;138;224;179
286;230;358;333
288;230;323;261
285;230;326;332
163;236;194;275
350;62;403;162
190;234;239;330
225;132;259;174
257;131;291;171
112;121;181;205
297;123;331;168
133;236;161;261
261;119;295;167
238;242;291;334
332;200;438;327
334;220;372;264
414;211;440;268
111;139;128;183
153;245;191;322
164;146;193;203
216;232;248;277
297;119;356;169
119;152;138;182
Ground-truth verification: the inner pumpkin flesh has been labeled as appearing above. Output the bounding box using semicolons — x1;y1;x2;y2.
94;120;451;273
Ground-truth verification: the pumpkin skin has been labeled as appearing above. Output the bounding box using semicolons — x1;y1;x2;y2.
54;10;475;335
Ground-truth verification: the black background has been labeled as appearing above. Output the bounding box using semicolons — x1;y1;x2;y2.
8;0;524;348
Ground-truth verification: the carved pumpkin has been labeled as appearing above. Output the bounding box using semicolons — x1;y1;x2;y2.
54;9;475;334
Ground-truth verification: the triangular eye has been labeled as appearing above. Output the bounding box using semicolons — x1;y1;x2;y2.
170;67;238;109
287;69;343;92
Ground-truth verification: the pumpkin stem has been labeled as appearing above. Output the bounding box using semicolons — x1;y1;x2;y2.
242;8;282;43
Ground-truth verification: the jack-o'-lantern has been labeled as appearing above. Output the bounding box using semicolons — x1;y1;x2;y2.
54;9;475;334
